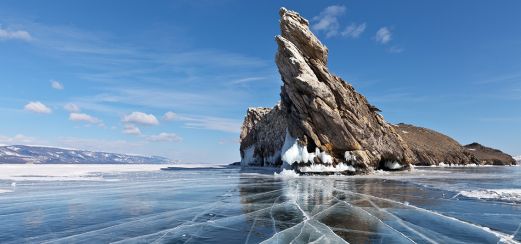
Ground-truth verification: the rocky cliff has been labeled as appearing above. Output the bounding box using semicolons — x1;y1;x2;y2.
239;7;515;174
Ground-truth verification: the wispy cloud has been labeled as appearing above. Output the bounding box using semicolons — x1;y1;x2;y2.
341;23;366;38
375;27;392;44
388;46;404;53
0;134;35;145
177;115;242;133
69;112;101;125
229;76;267;85
122;124;141;135
0;27;32;41
51;80;64;90
146;132;182;142
24;101;52;114
57;137;147;155
64;103;80;112
162;111;176;121
477;72;521;84
312;5;347;38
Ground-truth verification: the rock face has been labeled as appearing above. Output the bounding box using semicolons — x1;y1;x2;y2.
240;105;287;167
396;124;477;166
239;7;515;173
463;143;516;165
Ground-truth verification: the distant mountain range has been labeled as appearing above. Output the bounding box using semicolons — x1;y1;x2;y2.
0;145;173;164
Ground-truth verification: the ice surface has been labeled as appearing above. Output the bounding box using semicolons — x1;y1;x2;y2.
0;164;216;181
0;165;520;243
459;189;521;203
274;169;300;178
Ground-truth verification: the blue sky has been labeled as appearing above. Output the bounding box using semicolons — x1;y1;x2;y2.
0;0;520;163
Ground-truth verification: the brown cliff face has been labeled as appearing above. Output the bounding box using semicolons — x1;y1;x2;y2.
239;7;514;172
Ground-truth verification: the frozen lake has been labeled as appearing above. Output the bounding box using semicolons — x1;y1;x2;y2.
0;164;520;243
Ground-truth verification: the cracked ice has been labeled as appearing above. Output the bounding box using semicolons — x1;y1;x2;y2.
0;166;520;243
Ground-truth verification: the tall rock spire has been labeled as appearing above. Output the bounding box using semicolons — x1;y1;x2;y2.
275;7;414;169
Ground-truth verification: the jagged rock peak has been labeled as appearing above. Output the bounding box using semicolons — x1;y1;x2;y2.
275;7;414;170
278;7;328;64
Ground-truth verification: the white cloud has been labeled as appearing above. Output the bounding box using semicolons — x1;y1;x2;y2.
146;132;182;142
0;134;35;145
162;111;176;121
64;103;80;112
122;124;141;135
312;5;346;38
69;113;101;124
375;27;392;44
51;80;64;90
0;27;32;41
24;101;52;114
122;112;159;126
341;23;366;38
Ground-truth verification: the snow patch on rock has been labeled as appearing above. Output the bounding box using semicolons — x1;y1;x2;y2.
241;145;256;166
299;163;355;173
280;131;335;166
274;169;300;178
384;161;403;170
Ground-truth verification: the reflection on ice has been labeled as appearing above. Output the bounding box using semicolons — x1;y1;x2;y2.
0;166;520;243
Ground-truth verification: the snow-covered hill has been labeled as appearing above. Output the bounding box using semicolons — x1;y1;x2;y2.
0;145;172;164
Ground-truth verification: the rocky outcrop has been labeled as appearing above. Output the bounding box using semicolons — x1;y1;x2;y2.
239;8;414;173
240;105;287;167
464;143;516;165
275;8;416;171
239;7;514;173
395;124;478;166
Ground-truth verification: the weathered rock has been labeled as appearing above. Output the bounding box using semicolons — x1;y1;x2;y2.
240;105;287;167
464;142;516;165
395;124;477;165
275;8;415;171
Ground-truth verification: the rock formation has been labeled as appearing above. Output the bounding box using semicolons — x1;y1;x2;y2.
239;7;515;174
396;124;477;165
464;143;516;165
